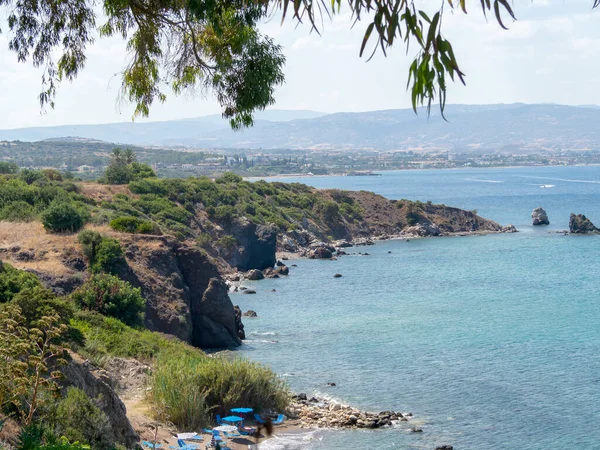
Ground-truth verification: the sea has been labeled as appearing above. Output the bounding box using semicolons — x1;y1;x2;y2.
232;166;600;450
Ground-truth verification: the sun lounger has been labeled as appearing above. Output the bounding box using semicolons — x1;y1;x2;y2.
272;414;285;425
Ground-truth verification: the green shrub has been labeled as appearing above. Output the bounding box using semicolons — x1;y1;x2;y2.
216;172;243;184
19;169;45;185
16;425;91;450
41;169;63;182
71;311;194;365
41;202;87;233
154;207;192;225
54;388;113;450
104;164;132;185
210;205;236;223
128;178;169;196
11;286;75;329
150;354;290;429
109;216;155;234
0;263;41;303
0;201;36;222
0;161;19;174
77;231;103;264
70;274;145;327
195;232;212;248
93;238;125;274
216;235;237;250
129;162;156;180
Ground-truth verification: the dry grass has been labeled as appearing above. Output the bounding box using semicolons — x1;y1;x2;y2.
78;183;135;202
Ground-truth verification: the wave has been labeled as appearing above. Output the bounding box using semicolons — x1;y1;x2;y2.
464;178;504;183
250;331;278;336
258;430;323;449
540;184;555;188
521;176;600;184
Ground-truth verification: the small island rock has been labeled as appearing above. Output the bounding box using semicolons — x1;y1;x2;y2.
242;289;257;294
569;213;600;234
532;207;549;226
333;273;343;278
245;269;264;280
243;310;258;317
502;224;518;233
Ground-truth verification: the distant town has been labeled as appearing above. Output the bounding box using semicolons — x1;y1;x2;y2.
2;139;600;179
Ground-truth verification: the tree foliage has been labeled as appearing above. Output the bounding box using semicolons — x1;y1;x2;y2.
41;202;87;233
70;274;145;327
0;305;68;426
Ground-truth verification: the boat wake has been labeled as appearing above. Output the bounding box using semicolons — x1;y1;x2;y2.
464;178;504;183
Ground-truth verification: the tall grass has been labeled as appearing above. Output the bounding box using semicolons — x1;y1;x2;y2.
72;311;291;430
150;354;290;430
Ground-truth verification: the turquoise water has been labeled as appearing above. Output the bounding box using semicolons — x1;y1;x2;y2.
234;167;600;449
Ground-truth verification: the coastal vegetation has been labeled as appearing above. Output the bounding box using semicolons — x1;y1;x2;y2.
0;158;501;448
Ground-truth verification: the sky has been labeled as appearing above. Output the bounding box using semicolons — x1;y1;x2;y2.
0;0;599;129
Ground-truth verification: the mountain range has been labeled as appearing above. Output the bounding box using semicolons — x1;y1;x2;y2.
1;104;599;153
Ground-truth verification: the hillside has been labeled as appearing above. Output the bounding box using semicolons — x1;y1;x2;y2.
2;104;600;152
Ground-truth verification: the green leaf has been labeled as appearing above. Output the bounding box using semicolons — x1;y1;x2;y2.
360;22;375;57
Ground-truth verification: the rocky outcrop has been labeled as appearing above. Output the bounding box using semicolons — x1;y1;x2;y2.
569;213;600;234
62;353;140;449
228;219;277;271
405;222;441;237
502;224;518;233
532;207;549;225
243;310;257;317
290;395;413;430
191;278;241;348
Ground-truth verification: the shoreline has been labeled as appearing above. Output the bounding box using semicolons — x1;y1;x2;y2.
244;162;600;181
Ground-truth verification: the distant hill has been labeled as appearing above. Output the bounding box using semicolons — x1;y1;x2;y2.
1;104;599;153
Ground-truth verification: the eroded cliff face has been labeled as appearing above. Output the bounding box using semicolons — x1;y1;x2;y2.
226;219;277;271
0;224;244;350
116;236;243;349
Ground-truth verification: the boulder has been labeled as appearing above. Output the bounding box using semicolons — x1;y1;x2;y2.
243;310;258;317
569;213;600;234
191;278;242;348
532;207;550;225
245;269;264;280
502;224;518;233
309;244;334;259
276;264;289;276
333;273;343;278
436;446;454;450
242;289;257;294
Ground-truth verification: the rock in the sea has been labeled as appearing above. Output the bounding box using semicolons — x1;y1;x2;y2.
233;305;245;340
435;446;454;450
245;269;264;280
326;382;337;386
309;246;334;259
502;224;518;233
532;207;549;225
333;273;343;278
242;289;257;294
243;310;258;317
569;213;600;234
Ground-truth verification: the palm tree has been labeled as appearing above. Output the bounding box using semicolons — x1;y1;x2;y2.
122;148;137;164
110;148;125;165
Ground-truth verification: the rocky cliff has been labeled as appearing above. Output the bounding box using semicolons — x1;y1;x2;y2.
569;213;600;234
0;223;243;349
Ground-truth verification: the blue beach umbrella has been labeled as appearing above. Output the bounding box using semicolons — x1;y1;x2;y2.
221;415;243;423
230;407;253;414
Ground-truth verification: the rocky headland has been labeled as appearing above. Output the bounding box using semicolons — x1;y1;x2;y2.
0;183;510;352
